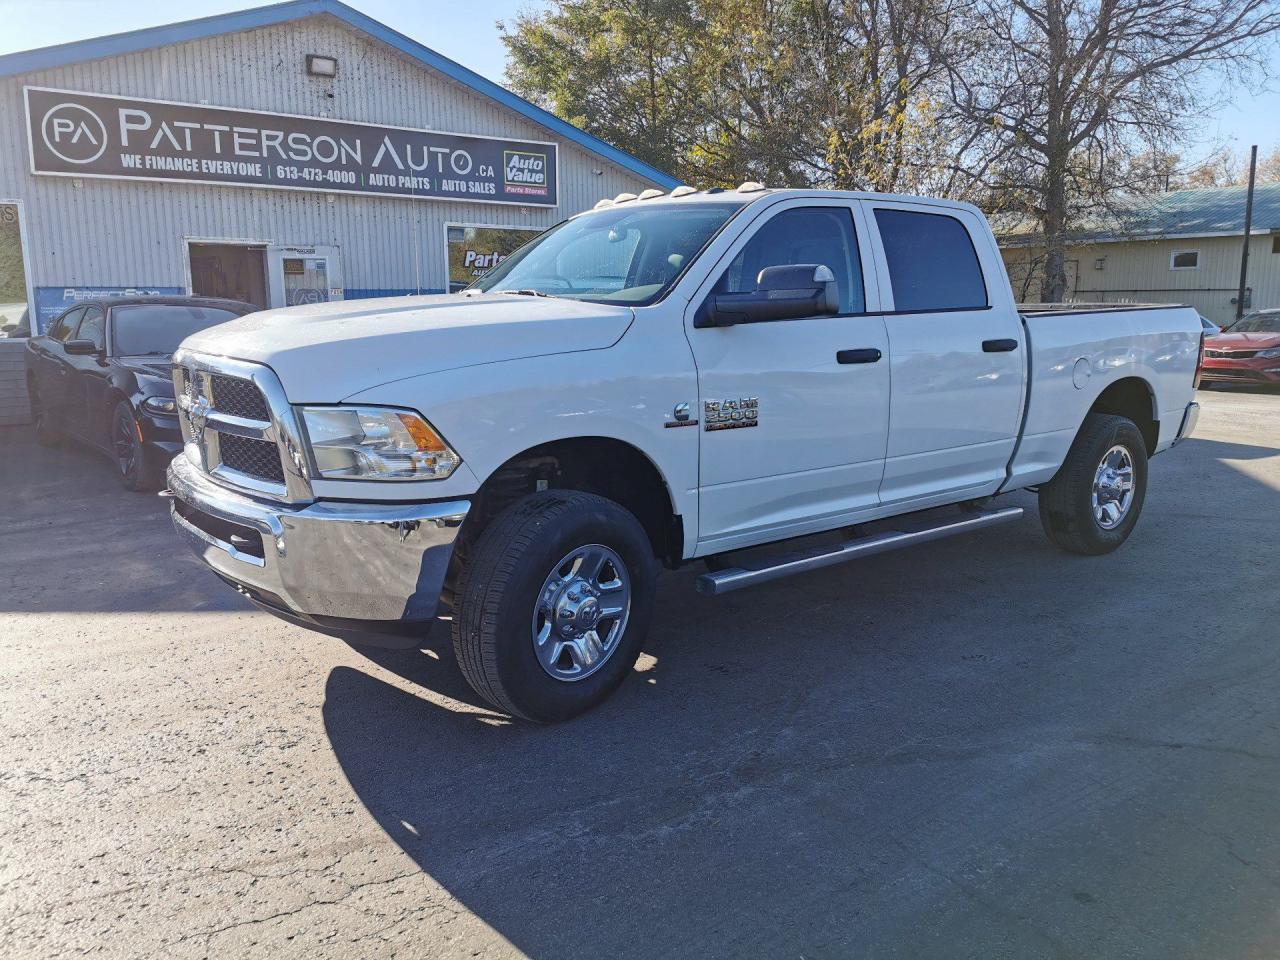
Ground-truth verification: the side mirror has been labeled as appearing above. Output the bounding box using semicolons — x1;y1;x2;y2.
697;264;840;328
64;339;100;356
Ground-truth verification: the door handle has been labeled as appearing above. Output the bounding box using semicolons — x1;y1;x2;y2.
836;348;882;364
983;338;1019;353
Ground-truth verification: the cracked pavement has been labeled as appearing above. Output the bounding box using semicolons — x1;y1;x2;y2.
2;387;1279;958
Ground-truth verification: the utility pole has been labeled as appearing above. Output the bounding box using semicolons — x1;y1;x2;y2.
1236;144;1258;322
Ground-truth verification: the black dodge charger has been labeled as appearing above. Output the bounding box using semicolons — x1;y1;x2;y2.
25;296;254;490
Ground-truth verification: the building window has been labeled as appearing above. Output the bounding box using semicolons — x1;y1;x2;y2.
1170;250;1199;271
0;202;31;338
1272;235;1280;254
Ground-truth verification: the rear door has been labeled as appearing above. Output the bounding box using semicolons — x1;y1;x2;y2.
685;198;891;551
30;306;85;428
863;202;1025;506
62;304;107;442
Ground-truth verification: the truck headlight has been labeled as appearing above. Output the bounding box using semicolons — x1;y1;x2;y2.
142;396;178;414
1255;347;1280;359
298;406;460;481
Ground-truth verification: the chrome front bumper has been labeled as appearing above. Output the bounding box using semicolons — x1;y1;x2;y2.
166;455;469;626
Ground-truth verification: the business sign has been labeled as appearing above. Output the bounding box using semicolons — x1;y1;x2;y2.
33;286;183;335
446;224;542;291
24;86;559;207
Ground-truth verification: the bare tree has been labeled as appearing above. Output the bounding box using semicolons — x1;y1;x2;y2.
946;0;1280;301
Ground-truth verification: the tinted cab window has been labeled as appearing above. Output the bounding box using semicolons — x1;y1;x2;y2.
874;209;987;312
717;207;865;314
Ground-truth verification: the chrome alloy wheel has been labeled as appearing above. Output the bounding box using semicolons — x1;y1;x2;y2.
532;544;631;682
1091;444;1135;530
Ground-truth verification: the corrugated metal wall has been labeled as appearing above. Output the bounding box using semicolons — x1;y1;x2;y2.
0;12;666;423
0;12;658;297
1002;234;1280;326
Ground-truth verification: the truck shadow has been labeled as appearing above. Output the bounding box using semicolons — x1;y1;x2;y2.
322;430;1280;956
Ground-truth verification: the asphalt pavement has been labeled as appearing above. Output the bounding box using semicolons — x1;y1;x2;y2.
2;387;1278;959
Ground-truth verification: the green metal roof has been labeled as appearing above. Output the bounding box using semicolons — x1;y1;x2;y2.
997;183;1280;245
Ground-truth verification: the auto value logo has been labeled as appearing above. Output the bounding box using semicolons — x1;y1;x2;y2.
503;150;549;196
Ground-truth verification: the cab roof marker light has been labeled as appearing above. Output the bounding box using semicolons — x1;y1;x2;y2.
593;198;615;209
613;192;638;204
738;181;766;193
670;185;697;197
637;188;665;200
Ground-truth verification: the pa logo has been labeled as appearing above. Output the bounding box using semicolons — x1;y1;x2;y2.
41;102;107;164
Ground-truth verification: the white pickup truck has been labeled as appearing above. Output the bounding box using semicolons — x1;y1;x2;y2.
166;186;1202;721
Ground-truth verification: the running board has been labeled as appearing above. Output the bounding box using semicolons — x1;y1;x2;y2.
695;505;1024;596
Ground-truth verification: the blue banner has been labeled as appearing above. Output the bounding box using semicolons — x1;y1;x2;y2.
34;286;183;334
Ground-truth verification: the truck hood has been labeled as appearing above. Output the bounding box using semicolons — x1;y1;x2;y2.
178;293;635;401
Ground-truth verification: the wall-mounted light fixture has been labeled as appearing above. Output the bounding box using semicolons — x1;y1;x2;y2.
306;54;338;78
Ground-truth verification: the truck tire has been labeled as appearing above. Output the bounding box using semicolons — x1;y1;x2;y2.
451;490;657;722
1038;413;1148;555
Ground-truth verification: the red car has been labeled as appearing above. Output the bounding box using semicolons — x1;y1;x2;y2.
1201;308;1280;386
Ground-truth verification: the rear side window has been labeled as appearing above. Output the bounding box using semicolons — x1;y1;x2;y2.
48;307;84;342
717;207;865;314
76;306;106;352
874;209;988;312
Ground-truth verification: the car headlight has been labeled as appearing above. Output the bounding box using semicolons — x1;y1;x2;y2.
298;406;461;481
142;396;178;414
1255;347;1280;359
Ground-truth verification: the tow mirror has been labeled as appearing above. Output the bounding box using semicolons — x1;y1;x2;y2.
697;264;840;328
64;339;100;356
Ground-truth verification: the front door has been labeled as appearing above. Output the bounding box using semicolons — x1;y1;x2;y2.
685;200;891;553
266;245;344;306
863;201;1026;506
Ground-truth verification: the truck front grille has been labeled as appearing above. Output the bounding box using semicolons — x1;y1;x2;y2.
210;374;271;421
173;353;310;502
218;433;287;484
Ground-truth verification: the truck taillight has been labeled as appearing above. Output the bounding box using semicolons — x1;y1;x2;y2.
1194;331;1206;389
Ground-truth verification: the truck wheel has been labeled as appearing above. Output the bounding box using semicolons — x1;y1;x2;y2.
1038;413;1148;555
451;491;656;722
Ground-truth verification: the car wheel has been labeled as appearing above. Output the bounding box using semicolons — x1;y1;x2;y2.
31;388;60;448
1038;413;1148;556
111;400;155;492
451;490;657;722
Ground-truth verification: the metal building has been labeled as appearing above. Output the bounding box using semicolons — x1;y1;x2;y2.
0;0;679;423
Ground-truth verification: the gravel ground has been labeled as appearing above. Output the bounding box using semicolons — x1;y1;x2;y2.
1;387;1278;959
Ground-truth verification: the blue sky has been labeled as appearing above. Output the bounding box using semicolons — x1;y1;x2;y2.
1;0;1276;165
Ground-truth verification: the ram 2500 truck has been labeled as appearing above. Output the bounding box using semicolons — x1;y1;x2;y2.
165;186;1202;722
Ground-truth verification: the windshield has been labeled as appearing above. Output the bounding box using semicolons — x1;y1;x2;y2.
471;201;747;305
1223;311;1280;334
112;304;243;356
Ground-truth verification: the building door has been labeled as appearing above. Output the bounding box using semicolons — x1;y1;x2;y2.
266;246;344;306
189;243;268;310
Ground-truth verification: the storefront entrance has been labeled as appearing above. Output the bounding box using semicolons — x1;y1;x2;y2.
188;242;268;309
188;242;343;310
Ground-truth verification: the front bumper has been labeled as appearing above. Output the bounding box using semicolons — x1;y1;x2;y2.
166;454;469;628
1200;357;1280;383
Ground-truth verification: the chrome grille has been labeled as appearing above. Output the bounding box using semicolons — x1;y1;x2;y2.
219;434;286;483
210;374;271;421
172;351;312;503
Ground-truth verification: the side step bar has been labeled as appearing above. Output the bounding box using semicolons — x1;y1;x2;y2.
695;505;1024;596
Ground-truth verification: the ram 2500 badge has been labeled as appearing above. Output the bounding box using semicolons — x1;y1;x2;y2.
165;186;1203;722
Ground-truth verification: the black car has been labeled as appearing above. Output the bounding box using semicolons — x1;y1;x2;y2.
25;296;254;490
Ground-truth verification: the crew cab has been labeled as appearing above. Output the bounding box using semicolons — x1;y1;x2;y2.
164;186;1202;721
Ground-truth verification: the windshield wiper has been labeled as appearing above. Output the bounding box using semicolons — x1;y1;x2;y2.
494;289;553;298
